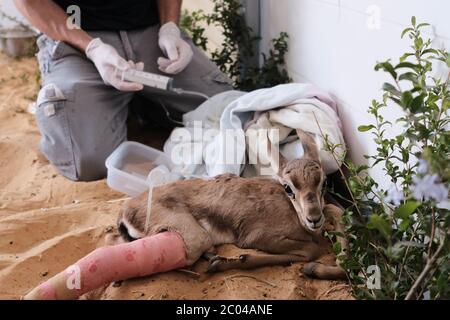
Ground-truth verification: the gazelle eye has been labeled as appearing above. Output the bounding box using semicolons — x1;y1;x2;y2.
283;184;295;198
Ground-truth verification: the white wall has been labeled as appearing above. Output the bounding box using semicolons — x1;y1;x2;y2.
260;0;449;186
0;0;29;28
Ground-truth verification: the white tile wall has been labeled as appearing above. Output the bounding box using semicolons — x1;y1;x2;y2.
260;0;449;186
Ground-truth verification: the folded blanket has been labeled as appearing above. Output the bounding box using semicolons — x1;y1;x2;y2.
164;83;345;178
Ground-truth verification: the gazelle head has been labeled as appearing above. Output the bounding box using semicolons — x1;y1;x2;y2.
277;129;326;233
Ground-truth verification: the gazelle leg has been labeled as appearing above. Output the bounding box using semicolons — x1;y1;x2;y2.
323;203;348;253
202;249;218;261
301;262;347;280
302;203;347;280
207;252;310;273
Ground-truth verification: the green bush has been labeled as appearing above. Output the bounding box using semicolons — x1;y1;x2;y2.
180;0;291;91
183;7;449;299
326;17;449;300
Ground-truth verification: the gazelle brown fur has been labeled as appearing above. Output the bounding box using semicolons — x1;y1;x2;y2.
117;129;347;280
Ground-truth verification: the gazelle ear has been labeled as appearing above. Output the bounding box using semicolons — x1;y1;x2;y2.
296;129;320;161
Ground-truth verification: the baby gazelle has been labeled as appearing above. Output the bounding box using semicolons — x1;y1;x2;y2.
117;129;347;279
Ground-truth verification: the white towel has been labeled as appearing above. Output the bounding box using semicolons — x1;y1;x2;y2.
164;83;345;178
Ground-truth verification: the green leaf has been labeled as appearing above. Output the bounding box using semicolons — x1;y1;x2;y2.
358;125;375;132
411;16;416;27
410;94;425;112
401;91;413;108
437;272;448;293
382;83;401;97
416;23;430;29
446;53;450;68
401;149;409;162
388;96;401;105
421;48;437;56
395;62;420;70
414;37;424;50
401;28;413;39
367;214;392;239
356;165;369;173
399;219;410;232
333;241;342;255
399;72;417;82
394;201;420;219
400;53;414;61
375;61;398;79
443;98;450;111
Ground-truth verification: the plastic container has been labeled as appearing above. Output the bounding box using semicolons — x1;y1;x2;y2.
0;28;37;58
105;141;174;197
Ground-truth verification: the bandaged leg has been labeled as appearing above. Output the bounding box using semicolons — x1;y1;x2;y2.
24;232;187;300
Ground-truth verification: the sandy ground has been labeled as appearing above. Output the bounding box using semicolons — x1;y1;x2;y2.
0;53;351;300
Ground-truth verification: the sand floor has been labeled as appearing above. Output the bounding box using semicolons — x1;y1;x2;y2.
0;53;351;300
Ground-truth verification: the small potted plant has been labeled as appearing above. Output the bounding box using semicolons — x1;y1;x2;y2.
0;5;37;58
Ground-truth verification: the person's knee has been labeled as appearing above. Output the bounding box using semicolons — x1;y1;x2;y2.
36;83;77;180
41;143;107;182
73;151;108;182
36;81;127;182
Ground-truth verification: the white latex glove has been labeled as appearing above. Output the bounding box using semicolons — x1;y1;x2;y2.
157;22;193;74
85;38;144;91
127;60;145;72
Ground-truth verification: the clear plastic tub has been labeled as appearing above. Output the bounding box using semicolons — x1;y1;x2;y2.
105;141;174;197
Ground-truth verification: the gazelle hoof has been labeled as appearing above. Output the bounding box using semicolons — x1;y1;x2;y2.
301;262;318;278
206;255;226;273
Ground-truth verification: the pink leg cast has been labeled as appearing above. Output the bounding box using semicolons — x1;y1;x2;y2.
24;232;187;300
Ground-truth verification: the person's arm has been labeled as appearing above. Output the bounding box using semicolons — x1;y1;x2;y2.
14;0;143;91
157;0;182;25
13;0;92;52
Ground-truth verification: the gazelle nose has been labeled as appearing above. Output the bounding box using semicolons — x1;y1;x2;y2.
307;216;321;224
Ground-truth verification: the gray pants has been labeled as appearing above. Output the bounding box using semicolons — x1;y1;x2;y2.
36;25;233;181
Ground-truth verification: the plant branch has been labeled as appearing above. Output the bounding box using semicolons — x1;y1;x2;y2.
427;208;436;260
312;113;363;217
405;236;446;300
397;221;422;284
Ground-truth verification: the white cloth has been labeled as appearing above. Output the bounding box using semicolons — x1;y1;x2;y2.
164;83;345;178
